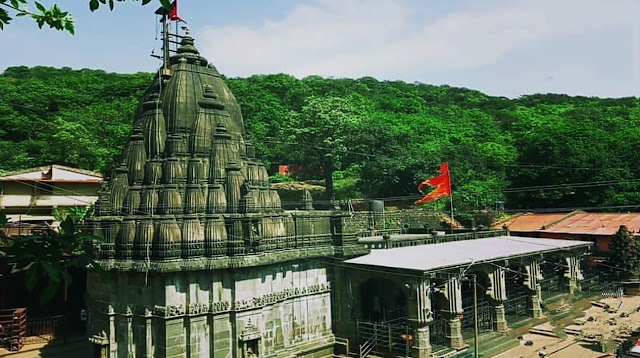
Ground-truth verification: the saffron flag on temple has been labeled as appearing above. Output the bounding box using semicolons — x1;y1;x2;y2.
156;1;182;22
168;1;181;21
415;163;452;205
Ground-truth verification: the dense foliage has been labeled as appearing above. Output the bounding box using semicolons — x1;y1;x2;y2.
0;211;104;303
0;66;152;172
607;225;640;280
2;66;640;211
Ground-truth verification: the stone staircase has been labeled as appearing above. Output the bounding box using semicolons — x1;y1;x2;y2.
431;344;458;358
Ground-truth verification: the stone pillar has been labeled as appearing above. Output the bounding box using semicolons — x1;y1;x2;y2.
565;255;584;295
144;309;153;358
524;259;543;318
487;267;508;332
442;276;465;349
125;307;135;356
412;325;431;358
493;304;508;332
407;278;432;357
107;305;117;358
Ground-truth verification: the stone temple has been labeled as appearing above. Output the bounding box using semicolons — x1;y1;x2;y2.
85;32;365;357
85;27;593;358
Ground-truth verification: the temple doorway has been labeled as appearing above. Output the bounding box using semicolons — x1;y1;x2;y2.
359;277;407;323
504;264;529;323
540;257;567;299
460;272;493;335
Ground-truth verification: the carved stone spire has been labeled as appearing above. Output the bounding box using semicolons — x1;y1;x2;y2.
89;33;286;260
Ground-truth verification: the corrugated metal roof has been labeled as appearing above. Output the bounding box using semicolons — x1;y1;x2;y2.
345;236;591;272
504;212;574;232
0;165;103;181
539;212;640;236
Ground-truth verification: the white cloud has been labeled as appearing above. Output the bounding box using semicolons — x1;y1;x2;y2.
195;0;638;82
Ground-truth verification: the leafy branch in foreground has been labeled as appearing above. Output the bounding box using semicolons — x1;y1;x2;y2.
0;0;74;33
0;0;170;34
0;211;105;303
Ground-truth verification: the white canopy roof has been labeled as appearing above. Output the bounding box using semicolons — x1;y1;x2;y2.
345;236;591;273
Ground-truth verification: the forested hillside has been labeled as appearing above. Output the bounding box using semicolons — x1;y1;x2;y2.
2;66;640;212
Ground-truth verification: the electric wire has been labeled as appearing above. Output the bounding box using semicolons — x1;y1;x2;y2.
6;174;640;214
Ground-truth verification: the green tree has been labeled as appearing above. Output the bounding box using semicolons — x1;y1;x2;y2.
0;211;104;303
607;225;640;280
284;95;365;200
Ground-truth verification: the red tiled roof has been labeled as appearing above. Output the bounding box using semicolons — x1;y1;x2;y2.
504;213;574;232
539;212;640;236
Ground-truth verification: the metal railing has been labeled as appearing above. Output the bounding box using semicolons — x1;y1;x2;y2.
504;295;529;323
357;319;413;358
601;284;624;299
360;229;507;250
334;336;350;356
428;317;447;348
25;315;64;343
461;301;494;336
359;335;376;358
540;277;564;300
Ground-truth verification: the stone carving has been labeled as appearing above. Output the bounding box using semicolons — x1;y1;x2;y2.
146;301;232;317
189;302;209;315
302;190;314;210
234;283;331;311
240;319;261;341
152;304;185;317
210;301;231;313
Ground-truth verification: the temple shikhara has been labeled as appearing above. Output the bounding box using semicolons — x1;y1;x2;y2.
84;12;593;358
85;24;364;357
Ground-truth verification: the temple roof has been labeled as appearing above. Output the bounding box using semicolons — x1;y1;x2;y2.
89;32;288;260
345;236;591;273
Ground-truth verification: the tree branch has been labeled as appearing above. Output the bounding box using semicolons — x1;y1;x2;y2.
0;2;37;17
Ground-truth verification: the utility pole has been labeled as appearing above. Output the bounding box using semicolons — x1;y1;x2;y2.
473;274;479;358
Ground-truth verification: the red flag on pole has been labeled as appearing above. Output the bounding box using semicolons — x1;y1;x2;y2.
415;163;452;205
155;0;182;22
168;1;181;21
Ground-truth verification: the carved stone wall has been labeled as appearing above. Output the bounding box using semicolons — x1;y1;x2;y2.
87;261;334;357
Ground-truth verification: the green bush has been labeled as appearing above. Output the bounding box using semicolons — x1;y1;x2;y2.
268;173;294;183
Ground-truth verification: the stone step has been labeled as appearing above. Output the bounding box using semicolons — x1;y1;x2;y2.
528;323;559;338
563;324;583;336
431;346;458;358
529;328;559;338
591;300;608;308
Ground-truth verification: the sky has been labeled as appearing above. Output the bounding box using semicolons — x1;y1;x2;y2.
0;0;639;98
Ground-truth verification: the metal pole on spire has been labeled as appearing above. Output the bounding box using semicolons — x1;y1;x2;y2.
162;12;169;71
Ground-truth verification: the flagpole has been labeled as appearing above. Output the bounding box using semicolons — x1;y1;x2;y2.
162;12;169;71
448;162;454;232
